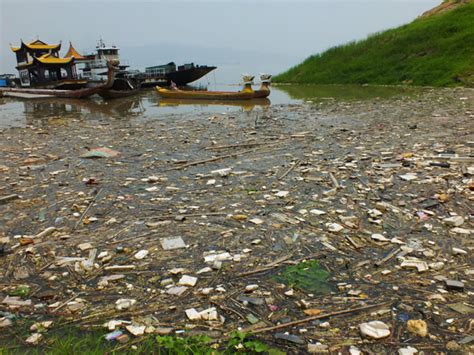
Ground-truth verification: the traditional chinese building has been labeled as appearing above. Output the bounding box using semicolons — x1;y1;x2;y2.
11;39;84;88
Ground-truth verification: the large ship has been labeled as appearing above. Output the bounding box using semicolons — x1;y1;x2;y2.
67;39;129;81
72;39;216;87
136;62;217;87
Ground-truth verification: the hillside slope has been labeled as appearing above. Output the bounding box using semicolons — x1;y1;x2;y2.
274;2;474;87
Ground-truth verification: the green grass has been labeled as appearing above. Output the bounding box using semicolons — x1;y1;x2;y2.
0;323;285;355
274;3;474;87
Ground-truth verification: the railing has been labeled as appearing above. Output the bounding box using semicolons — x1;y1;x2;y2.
128;72;168;79
83;59;108;69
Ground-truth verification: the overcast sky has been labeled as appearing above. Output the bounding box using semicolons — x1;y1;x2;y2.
1;0;440;82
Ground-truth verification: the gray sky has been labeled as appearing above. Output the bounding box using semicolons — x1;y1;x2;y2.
1;0;440;83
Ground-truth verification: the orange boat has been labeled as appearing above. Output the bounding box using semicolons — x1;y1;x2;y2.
156;75;270;101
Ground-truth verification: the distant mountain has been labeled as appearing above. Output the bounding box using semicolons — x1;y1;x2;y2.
274;1;474;87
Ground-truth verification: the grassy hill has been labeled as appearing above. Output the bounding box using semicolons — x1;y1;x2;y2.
274;1;474;87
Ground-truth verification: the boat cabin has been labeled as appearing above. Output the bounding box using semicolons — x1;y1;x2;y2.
77;39;126;81
96;38;120;62
145;62;177;76
11;39;81;88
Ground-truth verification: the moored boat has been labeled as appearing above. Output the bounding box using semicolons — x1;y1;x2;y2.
165;63;217;86
156;87;257;100
0;62;116;99
137;62;217;88
98;76;140;99
9;39;91;90
156;75;262;101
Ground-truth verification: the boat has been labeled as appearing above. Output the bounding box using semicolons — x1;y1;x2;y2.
165;63;217;86
136;62;217;88
0;62;116;99
156;87;257;100
253;74;272;98
73;39;130;82
98;76;140;99
70;39;216;88
156;75;261;101
9;39;90;90
0;74;16;88
65;40;139;99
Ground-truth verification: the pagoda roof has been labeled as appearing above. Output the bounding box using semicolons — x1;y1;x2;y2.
11;39;61;53
17;54;75;68
65;42;86;59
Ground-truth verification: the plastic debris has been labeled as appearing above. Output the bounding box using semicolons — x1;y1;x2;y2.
160;237;186;250
25;333;43;345
134;250;149;260
407;319;428;337
177;275;198;287
274;332;305;344
359;321;391;339
125;325;146;336
398;346;418;355
115;299;136;311
81;147;120;158
105;330;123;341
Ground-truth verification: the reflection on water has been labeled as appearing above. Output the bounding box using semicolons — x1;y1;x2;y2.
0;84;424;129
276;84;422;101
0;88;285;128
156;98;270;112
23;96;145;119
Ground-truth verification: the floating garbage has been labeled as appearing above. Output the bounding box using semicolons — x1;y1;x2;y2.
0;84;472;353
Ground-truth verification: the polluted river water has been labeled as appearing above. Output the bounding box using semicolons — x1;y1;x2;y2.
0;84;422;129
0;84;473;353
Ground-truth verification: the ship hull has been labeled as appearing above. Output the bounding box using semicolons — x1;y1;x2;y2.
0;64;115;99
166;66;217;86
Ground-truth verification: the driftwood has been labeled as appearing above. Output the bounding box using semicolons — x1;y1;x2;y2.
72;189;103;231
278;160;301;180
166;149;256;171
0;194;19;204
146;212;228;220
205;142;264;151
375;247;401;267
248;302;390;334
238;253;295;277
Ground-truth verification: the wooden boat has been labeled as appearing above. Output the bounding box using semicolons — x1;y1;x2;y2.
0;62;115;99
156;87;257;100
156;75;260;101
98;76;140;99
253;74;272;98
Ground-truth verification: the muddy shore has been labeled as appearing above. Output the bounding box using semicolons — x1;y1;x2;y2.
1;87;473;353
